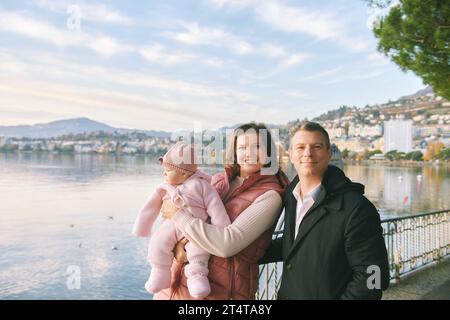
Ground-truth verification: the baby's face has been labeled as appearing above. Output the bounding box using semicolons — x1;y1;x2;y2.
163;166;190;185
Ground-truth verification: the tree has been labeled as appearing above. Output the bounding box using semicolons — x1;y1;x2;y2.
439;148;450;160
385;150;398;161
372;0;450;99
423;141;445;161
341;148;350;159
372;110;380;118
405;151;423;161
411;151;423;161
364;0;394;8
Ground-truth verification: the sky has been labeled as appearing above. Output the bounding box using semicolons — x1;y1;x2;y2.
0;0;425;131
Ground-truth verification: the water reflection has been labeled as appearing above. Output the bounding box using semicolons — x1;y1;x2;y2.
344;164;449;218
0;154;448;299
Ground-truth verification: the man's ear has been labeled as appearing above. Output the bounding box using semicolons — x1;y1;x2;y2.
328;147;332;160
288;148;294;164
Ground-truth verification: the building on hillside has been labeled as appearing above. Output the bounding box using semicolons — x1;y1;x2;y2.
384;120;413;153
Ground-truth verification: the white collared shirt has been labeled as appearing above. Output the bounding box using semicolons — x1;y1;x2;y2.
292;182;323;239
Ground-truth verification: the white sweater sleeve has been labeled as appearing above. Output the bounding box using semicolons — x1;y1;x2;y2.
171;190;282;258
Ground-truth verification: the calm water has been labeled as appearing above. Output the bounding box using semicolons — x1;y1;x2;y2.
0;153;449;299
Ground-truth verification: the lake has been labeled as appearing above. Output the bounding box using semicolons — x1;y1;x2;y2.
0;153;449;299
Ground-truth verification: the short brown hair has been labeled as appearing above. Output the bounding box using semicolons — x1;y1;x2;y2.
289;121;331;149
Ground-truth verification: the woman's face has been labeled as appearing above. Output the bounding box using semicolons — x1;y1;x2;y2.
236;132;268;177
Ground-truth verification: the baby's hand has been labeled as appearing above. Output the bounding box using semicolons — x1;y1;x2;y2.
161;199;180;219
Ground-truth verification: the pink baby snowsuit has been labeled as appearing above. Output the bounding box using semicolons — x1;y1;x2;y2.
132;169;230;298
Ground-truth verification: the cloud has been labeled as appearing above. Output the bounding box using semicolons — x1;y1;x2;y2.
35;0;132;25
0;51;259;129
0;79;242;130
209;0;371;53
0;10;131;56
367;53;390;67
259;43;310;71
138;44;193;65
0;10;226;67
280;90;310;99
278;53;310;69
261;43;286;58
324;70;385;84
208;0;260;9
256;2;370;53
164;21;310;70
167;22;254;55
298;67;343;81
138;44;226;67
202;57;226;68
0;51;254;102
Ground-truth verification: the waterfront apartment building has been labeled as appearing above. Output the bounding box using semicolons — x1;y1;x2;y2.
384;120;413;153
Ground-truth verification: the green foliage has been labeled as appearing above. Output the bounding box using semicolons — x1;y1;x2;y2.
373;0;450;99
313;106;348;122
405;151;423;161
385;150;406;161
362;149;384;160
341;148;350;159
384;150;398;161
365;0;394;9
439;148;450;160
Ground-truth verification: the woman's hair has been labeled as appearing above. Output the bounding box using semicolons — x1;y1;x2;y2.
225;122;280;179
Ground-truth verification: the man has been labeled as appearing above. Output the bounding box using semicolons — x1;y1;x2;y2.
261;122;390;299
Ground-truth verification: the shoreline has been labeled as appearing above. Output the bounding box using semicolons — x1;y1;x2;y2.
1;151;449;168
343;159;450;168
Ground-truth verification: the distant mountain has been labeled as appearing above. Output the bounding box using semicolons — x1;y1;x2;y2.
399;86;434;101
0;117;171;138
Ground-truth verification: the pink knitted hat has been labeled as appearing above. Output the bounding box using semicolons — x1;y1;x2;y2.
159;141;198;174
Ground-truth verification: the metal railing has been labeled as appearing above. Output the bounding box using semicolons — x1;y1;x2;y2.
256;209;450;300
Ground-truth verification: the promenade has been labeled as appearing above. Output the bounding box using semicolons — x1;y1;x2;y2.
383;257;450;300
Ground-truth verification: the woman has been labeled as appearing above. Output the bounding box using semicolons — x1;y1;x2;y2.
155;122;288;300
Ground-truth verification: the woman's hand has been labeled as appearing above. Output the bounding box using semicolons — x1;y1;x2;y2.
161;198;180;219
173;238;188;264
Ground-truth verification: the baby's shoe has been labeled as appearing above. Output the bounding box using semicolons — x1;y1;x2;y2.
145;268;171;294
187;274;211;299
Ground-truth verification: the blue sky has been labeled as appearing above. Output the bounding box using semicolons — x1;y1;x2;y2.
0;0;425;131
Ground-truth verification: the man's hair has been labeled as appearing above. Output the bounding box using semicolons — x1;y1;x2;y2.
289;121;331;149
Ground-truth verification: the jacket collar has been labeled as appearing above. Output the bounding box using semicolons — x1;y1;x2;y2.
284;165;363;261
286;165;352;212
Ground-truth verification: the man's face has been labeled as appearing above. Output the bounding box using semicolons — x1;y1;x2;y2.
290;130;332;179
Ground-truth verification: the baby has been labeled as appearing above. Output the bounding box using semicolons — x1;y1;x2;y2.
132;141;230;298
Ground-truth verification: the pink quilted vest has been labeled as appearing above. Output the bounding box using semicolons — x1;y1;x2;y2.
156;168;288;300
